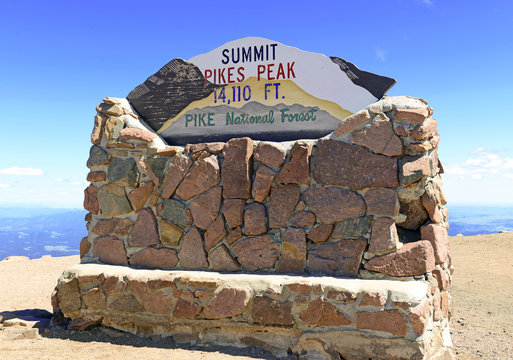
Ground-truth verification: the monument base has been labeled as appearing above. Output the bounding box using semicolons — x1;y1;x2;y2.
53;264;453;360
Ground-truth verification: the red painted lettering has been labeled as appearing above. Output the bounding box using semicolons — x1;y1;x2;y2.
287;62;296;79
227;67;234;83
237;66;245;82
267;63;275;80
204;69;212;84
218;68;226;83
257;65;265;80
276;63;285;80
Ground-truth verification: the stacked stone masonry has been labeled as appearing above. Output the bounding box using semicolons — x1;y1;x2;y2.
56;95;453;359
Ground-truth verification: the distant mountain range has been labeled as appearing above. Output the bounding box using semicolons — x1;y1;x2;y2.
0;207;87;260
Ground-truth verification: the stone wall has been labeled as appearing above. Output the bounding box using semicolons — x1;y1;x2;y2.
82;96;450;283
53;95;455;359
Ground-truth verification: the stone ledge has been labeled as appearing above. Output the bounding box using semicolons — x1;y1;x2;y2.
54;264;453;360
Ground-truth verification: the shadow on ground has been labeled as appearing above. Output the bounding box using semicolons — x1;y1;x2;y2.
1;308;288;360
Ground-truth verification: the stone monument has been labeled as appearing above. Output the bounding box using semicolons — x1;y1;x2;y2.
53;37;454;359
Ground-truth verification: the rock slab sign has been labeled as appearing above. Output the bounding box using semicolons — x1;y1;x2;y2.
127;37;395;145
56;38;453;360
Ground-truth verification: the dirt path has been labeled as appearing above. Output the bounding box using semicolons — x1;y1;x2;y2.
1;233;512;359
449;232;513;359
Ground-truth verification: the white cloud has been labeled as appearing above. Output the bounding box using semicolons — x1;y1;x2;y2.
0;167;45;176
422;0;433;5
444;148;513;179
0;183;10;188
375;47;387;62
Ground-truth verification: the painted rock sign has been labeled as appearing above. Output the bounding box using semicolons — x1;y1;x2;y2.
127;37;395;145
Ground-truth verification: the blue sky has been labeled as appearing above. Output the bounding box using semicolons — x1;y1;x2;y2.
1;0;512;207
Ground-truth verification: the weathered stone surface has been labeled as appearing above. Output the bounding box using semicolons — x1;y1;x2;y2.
243;202;267;236
161;199;187;227
290;211;316;228
107;157;139;187
365;188;400;217
156;146;180;156
87;171;106;183
58;278;81;314
104;116;124;141
332;216;372;238
350;113;403;156
173;299;202;319
307;238;367;277
356;310;407;336
254;142;285;167
160;220;183;246
432;268;450;291
97;102;123;116
411;117;438;140
397;198;429;230
87;146;109;168
420;223;449;264
208;245;241;272
91;114;107;145
400;155;431;186
232;235;279;271
109;293;144;312
128;208;159;247
333;109;371;136
276;228;306;273
128;182;154;212
326;290;357;302
299;298;351;327
395;124;409;137
186;142;225;154
307;224;333;243
203;287;250;319
433;288;442;321
411;300;429;335
130;248;178;269
369;217;400;255
251;296;294;326
119;127;157;142
161;155;192;199
222;137;253;199
304;186;366;223
268;184;300;228
97;184;132;217
205;216;226;251
91;218;134;237
276;142;311;185
226;226;243;245
80;237;91;257
313;139;399;189
441;291;450;317
178;227;208;269
176;154;220;200
393;107;430;124
81;287;106;311
422;191;443;223
84;185;99;214
223;199;245;229
144;292;172;315
142;156;168;187
189;187;222;230
364;240;435;276
93;236;128;265
360;292;387;307
252;165;275;203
